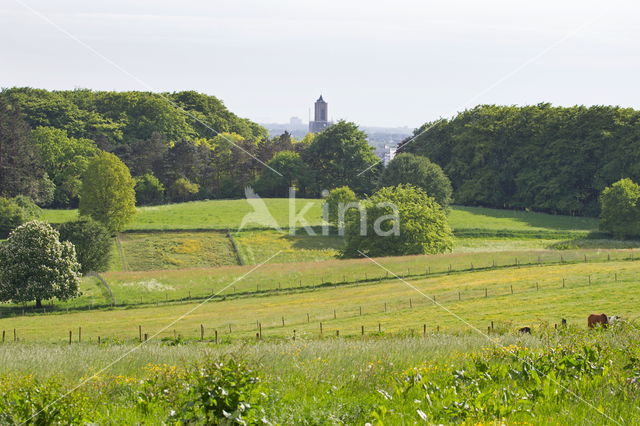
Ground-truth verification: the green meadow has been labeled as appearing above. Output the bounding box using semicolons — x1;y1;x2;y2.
4;199;639;424
42;199;600;232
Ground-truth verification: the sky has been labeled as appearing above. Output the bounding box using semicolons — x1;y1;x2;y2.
1;0;639;128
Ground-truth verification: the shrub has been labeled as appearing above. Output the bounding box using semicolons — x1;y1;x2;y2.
0;196;40;238
135;173;165;205
599;178;640;239
0;375;92;424
137;358;267;424
379;153;453;209
323;186;358;228
167;177;199;203
58;217;112;273
342;184;453;258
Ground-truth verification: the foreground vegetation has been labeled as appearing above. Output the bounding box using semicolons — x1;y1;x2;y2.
0;326;637;424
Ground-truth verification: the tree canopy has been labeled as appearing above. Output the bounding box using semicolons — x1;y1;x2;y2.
599;178;640;239
342;184;453;258
79;151;137;233
303;121;381;195
254;151;308;197
379;153;453;209
0;220;81;308
402;104;640;216
58;218;112;273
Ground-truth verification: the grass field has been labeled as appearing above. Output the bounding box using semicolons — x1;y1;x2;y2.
2;258;639;341
42;199;601;233
117;231;238;270
5;200;640;424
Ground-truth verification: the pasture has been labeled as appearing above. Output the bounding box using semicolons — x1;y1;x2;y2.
1;258;639;342
4;199;638;424
42;199;600;232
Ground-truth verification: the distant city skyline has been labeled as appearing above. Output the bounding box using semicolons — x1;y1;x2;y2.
2;1;639;127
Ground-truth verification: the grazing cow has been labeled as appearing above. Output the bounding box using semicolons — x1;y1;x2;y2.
587;313;608;329
518;326;531;334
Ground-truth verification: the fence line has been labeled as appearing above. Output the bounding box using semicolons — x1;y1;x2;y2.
0;270;633;344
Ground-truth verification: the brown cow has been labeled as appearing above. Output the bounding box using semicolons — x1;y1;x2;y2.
588;313;608;329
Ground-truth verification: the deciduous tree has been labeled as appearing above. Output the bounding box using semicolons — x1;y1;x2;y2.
0;221;81;308
79;151;136;233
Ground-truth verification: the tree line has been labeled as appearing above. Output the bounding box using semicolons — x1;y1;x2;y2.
0;88;385;208
401;103;640;216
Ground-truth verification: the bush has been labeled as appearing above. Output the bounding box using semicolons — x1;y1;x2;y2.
0;220;81;308
0;196;39;238
167;177;199;202
379;153;453;209
323;186;358;228
342;184;453;258
135;173;165;205
58;217;112;273
599;178;640;239
0;375;92;424
137;358;267;424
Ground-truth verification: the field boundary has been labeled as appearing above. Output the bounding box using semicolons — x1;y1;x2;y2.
2;252;639;319
115;235;127;272
226;230;245;266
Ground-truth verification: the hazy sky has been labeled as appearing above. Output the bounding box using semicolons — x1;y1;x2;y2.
1;0;639;128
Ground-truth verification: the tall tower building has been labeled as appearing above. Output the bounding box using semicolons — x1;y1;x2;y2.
309;95;332;133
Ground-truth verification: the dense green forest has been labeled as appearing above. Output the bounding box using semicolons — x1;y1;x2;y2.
401;104;640;216
0;88;380;207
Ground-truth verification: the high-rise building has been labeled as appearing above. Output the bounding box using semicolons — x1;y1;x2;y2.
308;95;332;133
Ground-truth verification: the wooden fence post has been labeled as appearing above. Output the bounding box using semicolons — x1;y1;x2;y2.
13;329;16;342
378;323;381;333
215;330;218;344
359;306;362;316
510;285;513;294
361;325;364;336
259;322;262;339
491;321;494;331
562;278;565;288
293;330;296;341
307;313;310;323
336;330;340;337
139;325;142;342
282;317;285;327
458;291;461;301
588;275;591;285
143;333;148;341
200;324;204;341
536;281;539;291
384;302;387;312
485;288;488;298
409;299;412;308
423;324;426;336
320;322;323;336
78;327;82;343
437;325;440;333
2;330;4;343
69;330;72;345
